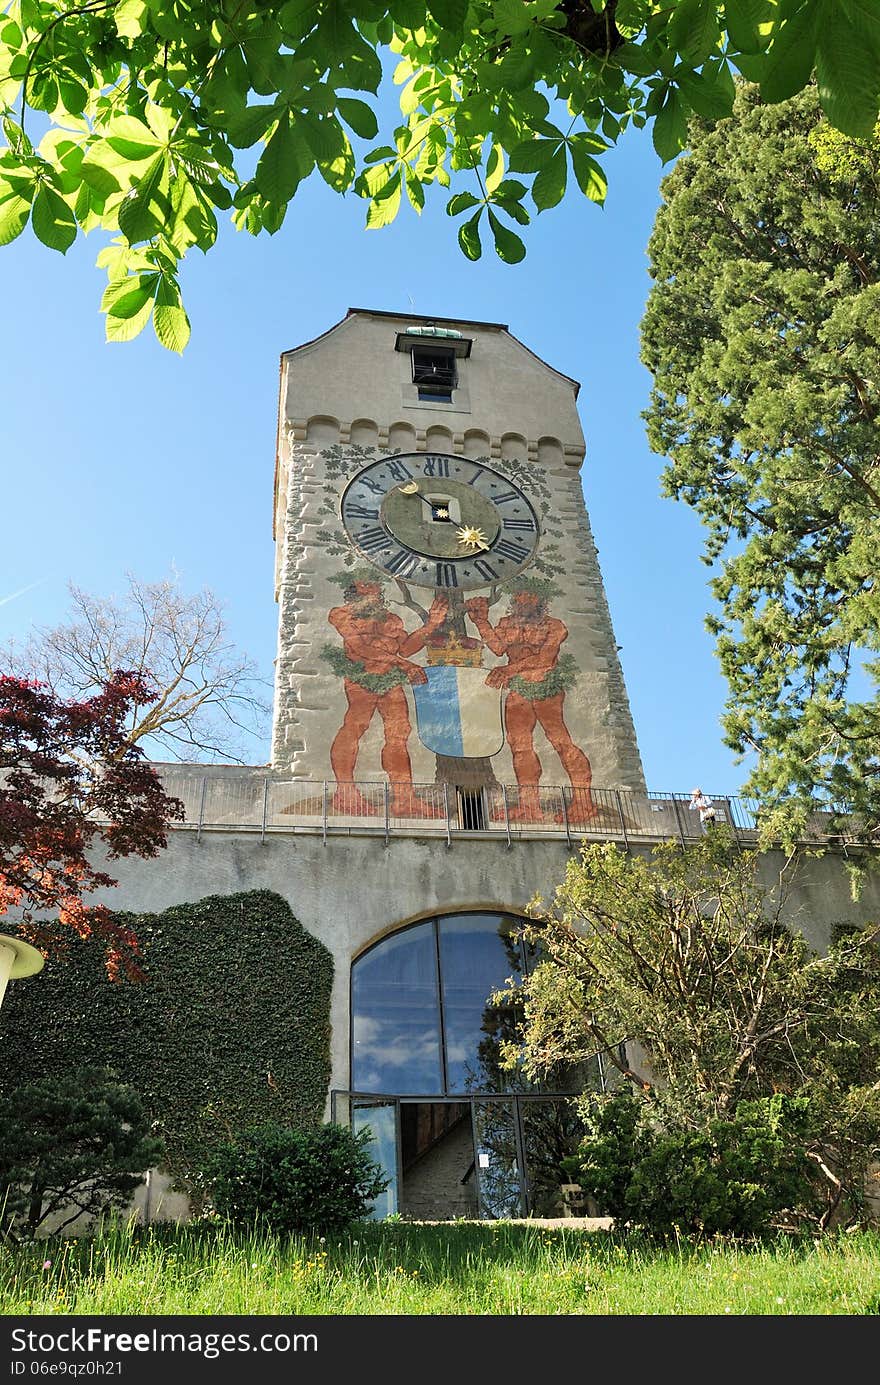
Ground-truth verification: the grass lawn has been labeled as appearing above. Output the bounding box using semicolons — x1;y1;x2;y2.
2;1220;879;1315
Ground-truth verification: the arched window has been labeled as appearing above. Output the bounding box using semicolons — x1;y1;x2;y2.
351;911;572;1096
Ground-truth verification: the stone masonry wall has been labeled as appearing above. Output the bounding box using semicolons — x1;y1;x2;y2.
271;429;646;792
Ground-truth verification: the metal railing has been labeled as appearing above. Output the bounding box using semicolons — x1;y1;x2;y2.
151;769;835;848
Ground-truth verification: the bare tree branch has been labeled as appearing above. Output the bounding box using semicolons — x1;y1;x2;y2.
2;573;271;764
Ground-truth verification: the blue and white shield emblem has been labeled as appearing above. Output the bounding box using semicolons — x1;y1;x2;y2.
412;665;505;758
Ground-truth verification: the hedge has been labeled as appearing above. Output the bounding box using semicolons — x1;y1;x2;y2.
0;890;333;1196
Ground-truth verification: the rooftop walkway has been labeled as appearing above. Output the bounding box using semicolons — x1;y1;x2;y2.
152;767;853;851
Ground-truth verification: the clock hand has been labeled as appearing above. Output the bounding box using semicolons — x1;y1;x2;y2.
396;480;420;495
456;525;490;552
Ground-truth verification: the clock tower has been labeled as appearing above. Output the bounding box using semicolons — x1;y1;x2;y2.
272;307;645;822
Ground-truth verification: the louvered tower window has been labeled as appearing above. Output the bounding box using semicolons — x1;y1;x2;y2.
412;346;456;401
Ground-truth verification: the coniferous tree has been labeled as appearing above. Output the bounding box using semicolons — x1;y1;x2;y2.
641;85;880;842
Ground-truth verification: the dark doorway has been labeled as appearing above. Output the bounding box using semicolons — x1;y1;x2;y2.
456;787;487;830
399;1102;477;1220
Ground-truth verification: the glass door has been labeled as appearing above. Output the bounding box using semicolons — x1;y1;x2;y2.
519;1098;589;1217
352;1098;400;1219
471;1099;525;1218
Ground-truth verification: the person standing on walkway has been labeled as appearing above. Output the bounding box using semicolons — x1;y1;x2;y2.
689;787;717;828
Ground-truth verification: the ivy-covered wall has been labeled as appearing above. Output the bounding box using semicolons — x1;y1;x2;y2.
0;890;333;1191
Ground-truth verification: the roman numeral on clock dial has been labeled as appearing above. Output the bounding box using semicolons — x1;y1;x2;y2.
357;475;386;496
358;527;393;554
385;459;413;483
473;560;498;581
384;549;421;578
493;538;528;562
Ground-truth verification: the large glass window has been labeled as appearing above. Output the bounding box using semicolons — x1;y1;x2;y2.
349;912;613;1219
352;910;567;1096
438;913;528;1093
351;919;443;1093
520;1096;598;1216
472;1100;523;1218
352;1100;398;1220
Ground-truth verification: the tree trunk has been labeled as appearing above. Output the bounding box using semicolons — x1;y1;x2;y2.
27;1182;44;1236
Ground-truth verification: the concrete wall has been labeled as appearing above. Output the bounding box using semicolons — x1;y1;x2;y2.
21;821;879;1230
88;825;580;1102
91;824;880;1107
276;310;588;469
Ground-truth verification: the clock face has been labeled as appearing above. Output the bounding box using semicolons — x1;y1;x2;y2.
340;453;540;590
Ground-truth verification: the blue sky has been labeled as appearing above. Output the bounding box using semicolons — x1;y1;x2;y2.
0;115;753;798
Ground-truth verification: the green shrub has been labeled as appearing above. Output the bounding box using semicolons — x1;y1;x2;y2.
626;1098;817;1237
203;1122;388;1235
0;891;334;1194
566;1089;819;1238
562;1086;648;1220
0;1068;163;1240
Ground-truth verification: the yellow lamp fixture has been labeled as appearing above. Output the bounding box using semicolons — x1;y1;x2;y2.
0;933;44;1009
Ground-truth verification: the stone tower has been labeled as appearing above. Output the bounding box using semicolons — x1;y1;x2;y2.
271;307;645;823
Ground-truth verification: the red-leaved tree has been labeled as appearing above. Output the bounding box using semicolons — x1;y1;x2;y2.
0;673;185;980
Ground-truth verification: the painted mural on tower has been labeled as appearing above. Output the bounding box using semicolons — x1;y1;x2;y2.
308;445;597;824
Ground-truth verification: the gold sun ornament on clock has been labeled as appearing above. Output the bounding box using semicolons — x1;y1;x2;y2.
456;524;489;552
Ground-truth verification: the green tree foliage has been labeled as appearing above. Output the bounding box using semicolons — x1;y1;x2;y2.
501;834;880;1228
560;1082;647;1217
0;1068;162;1239
2;2;879;349
203;1122;388;1234
640;85;880;844
565;1087;818;1236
